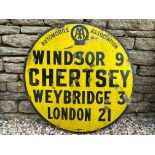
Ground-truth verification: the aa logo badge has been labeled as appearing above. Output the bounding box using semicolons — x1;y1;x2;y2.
71;25;89;45
24;23;133;132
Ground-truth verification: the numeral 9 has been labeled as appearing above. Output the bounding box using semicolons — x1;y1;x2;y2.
116;53;124;66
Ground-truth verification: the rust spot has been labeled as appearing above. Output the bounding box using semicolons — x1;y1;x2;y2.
76;128;82;131
56;124;60;129
104;106;109;110
88;77;92;83
52;84;55;89
84;68;88;71
123;93;132;104
90;63;95;68
114;86;118;90
74;79;79;83
108;72;112;77
72;95;75;101
104;99;109;104
64;45;73;50
73;53;77;58
71;73;74;77
58;71;62;76
52;86;55;89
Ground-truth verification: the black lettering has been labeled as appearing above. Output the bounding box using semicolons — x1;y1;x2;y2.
85;108;91;121
73;91;81;104
109;70;119;87
118;91;125;105
96;70;106;87
104;91;111;104
116;53;124;66
47;50;50;64
64;90;71;104
29;68;39;86
108;109;111;121
69;108;76;120
87;91;95;104
33;50;44;64
64;51;73;65
82;91;85;104
83;69;93;87
53;90;62;103
33;90;43;102
53;108;60;119
74;52;84;65
53;51;61;65
96;52;105;66
61;108;68;120
98;108;106;121
42;69;53;86
77;108;83;121
69;69;80;86
96;91;103;104
45;90;52;103
120;70;130;87
57;69;67;86
85;51;95;65
48;107;53;119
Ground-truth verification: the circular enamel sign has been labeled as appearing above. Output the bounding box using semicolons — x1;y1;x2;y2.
24;23;133;132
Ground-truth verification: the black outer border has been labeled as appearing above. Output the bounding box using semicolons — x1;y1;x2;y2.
23;21;135;134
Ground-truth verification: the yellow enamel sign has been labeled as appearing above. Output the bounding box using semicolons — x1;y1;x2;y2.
24;23;133;132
